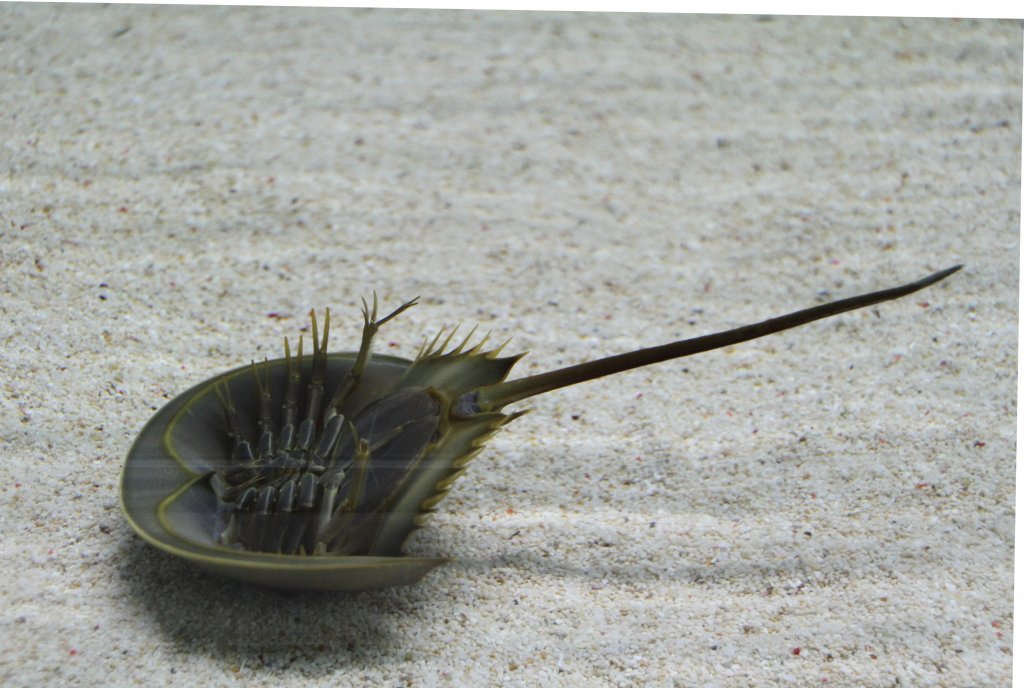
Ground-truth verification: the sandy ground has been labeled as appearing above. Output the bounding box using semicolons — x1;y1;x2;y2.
0;6;1018;687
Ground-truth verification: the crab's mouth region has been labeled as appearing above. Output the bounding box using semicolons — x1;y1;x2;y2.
209;383;443;557
156;352;416;555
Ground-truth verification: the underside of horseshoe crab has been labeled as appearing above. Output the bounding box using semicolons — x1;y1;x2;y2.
121;265;961;591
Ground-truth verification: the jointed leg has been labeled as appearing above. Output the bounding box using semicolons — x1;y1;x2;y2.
326;294;419;418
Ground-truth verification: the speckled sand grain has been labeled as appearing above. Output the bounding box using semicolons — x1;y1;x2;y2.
0;7;1017;687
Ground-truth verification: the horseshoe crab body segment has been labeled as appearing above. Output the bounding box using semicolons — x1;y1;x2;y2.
121;266;961;591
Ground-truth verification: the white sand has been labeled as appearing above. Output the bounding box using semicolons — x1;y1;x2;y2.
0;7;1017;687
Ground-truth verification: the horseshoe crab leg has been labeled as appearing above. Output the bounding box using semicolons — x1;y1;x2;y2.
325;295;420;420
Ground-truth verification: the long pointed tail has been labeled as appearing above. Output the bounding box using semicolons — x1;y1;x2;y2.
470;265;962;412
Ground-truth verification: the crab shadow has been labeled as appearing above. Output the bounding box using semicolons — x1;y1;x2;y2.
118;537;441;676
117;517;872;679
118;529;751;675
